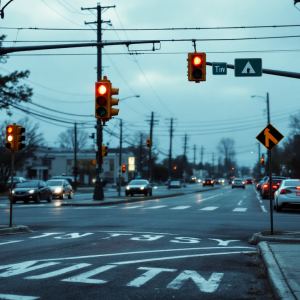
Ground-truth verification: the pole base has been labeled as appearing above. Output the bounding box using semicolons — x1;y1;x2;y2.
93;182;104;200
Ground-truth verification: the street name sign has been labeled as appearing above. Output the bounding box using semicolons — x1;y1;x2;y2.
256;123;284;151
234;58;262;77
212;63;227;75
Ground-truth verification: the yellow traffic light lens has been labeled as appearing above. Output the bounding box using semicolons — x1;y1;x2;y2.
98;84;107;95
192;56;202;66
8;135;13;142
97;96;107;106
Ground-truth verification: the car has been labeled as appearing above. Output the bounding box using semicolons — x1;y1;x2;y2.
274;179;300;212
189;176;197;183
51;176;75;188
6;177;27;188
261;176;287;199
203;178;214;187
46;179;73;199
169;181;181;188
11;180;52;204
231;178;245;189
125;179;152;196
257;176;269;191
245;178;253;184
216;178;226;185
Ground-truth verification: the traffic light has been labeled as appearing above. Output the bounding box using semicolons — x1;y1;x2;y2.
95;77;109;120
108;84;119;120
146;138;151;148
261;154;265;165
101;146;108;164
6;125;15;150
15;125;26;151
187;53;206;82
174;166;177;170
91;159;97;166
122;165;126;173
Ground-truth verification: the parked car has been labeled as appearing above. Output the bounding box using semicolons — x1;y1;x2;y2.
12;180;52;204
46;179;73;199
261;176;287;199
125;179;152;196
189;176;197;183
203;178;214;187
274;179;300;212
7;177;27;188
231;178;245;189
169;181;181;188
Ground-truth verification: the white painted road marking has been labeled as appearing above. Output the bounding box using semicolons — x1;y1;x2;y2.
0;240;23;246
238;200;242;206
233;208;247;212
127;267;176;287
130;235;163;241
0;294;40;300
200;207;218;211
30;233;61;239
62;265;116;284
144;206;167;209
123;205;143;209
167;271;224;293
261;206;267;212
208;239;240;246
25;263;90;279
170;237;201;244
74;206;116;209
54;233;94;239
170;206;191;210
17;205;45;208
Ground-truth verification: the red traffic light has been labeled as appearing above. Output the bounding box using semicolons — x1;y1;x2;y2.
97;84;108;96
192;56;203;66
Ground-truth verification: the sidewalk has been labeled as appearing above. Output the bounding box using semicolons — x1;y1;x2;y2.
250;231;300;300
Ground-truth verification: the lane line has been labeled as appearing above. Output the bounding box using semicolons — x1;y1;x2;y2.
0;240;23;246
170;206;191;210
261;206;267;213
144;206;167;209
199;207;218;211
74;206;116;209
238;200;242;206
233;208;247;212
0;294;40;300
122;205;143;209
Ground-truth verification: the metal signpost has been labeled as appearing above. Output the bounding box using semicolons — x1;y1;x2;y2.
234;58;262;77
256;123;284;235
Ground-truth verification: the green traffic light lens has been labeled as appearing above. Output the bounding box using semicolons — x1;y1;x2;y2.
97;96;107;106
96;107;107;117
192;69;202;79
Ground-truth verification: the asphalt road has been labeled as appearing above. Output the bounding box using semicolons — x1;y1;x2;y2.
1;184;299;299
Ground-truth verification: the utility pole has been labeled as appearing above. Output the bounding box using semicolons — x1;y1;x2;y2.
74;122;77;191
200;146;204;167
82;3;114;200
168;118;173;181
148;112;154;182
118;119;122;196
212;152;215;177
258;142;261;176
183;134;187;182
139;133;143;178
193;145;196;171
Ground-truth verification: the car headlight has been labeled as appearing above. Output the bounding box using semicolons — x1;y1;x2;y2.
29;190;35;194
154;186;157;189
140;187;145;190
55;187;62;193
12;190;14;194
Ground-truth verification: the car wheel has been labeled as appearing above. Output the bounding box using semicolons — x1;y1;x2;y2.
276;203;282;212
131;193;133;197
68;191;73;199
35;193;41;203
144;192;147;196
243;187;245;189
149;191;152;196
125;193;129;196
47;193;52;203
59;193;64;200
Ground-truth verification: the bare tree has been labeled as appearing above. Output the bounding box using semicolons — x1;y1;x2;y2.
289;113;300;135
217;138;236;171
0;117;44;183
57;127;90;151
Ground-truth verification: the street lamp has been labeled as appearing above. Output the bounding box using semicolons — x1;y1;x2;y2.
251;94;270;124
120;95;140;102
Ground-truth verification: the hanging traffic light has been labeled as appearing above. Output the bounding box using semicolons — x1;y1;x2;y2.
261;154;265;165
146;138;151;148
187;53;206;82
122;165;126;173
101;146;108;164
108;84;119;120
6;125;15;150
95;78;109;120
15;126;26;151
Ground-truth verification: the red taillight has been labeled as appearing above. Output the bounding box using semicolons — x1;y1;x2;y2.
211;181;213;183
297;186;300;190
263;184;268;189
272;186;278;189
280;189;292;194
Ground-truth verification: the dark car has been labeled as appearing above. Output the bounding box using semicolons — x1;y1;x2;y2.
203;178;214;187
169;181;181;188
261;177;287;199
245;178;253;184
51;176;75;188
46;179;73;199
125;179;152;196
12;180;52;204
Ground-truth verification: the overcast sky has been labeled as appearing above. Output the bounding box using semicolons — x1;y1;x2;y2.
0;0;299;169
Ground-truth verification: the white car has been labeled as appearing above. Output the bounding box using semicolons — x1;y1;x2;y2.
231;178;245;189
274;179;300;212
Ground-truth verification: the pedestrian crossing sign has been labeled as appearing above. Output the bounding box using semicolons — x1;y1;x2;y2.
234;58;262;77
256;123;284;151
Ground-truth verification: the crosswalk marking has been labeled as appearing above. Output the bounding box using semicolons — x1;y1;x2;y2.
145;205;167;209
74;206;116;209
123;205;143;209
233;208;247;212
200;207;218;211
170;206;191;210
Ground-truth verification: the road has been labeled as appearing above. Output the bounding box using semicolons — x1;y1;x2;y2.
1;184;299;299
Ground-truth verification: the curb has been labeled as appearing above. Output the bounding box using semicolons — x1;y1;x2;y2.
249;232;300;245
0;225;32;235
61;186;223;207
258;241;296;300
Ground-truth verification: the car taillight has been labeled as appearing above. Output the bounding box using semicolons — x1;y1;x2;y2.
297;186;300;190
280;189;292;194
263;184;268;189
272;186;278;189
211;181;213;183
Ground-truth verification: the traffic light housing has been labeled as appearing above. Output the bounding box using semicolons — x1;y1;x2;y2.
108;85;119;120
15;125;26;151
261;158;265;164
187;53;206;82
146;138;151;148
122;165;126;173
6;125;15;150
101;146;108;164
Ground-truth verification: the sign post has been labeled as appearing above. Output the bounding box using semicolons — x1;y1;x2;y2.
256;123;284;235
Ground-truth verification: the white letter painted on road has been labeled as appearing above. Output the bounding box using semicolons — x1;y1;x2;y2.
30;233;62;239
209;239;240;246
54;233;94;239
170;237;201;244
167;271;224;293
25;263;91;279
62;265;116;284
0;293;40;300
0;261;59;277
130;235;163;241
102;233;133;239
127;267;176;287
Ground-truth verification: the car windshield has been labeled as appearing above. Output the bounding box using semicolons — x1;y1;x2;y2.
129;180;148;185
170;181;179;184
205;178;212;181
284;180;300;187
234;180;241;182
47;180;63;186
15;181;39;188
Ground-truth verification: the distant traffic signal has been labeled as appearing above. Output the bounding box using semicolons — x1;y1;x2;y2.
91;159;97;166
146;138;151;148
101;146;108;164
122;165;126;173
6;125;15;150
261;154;265;165
15;126;26;151
174;166;177;170
187;53;206;82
